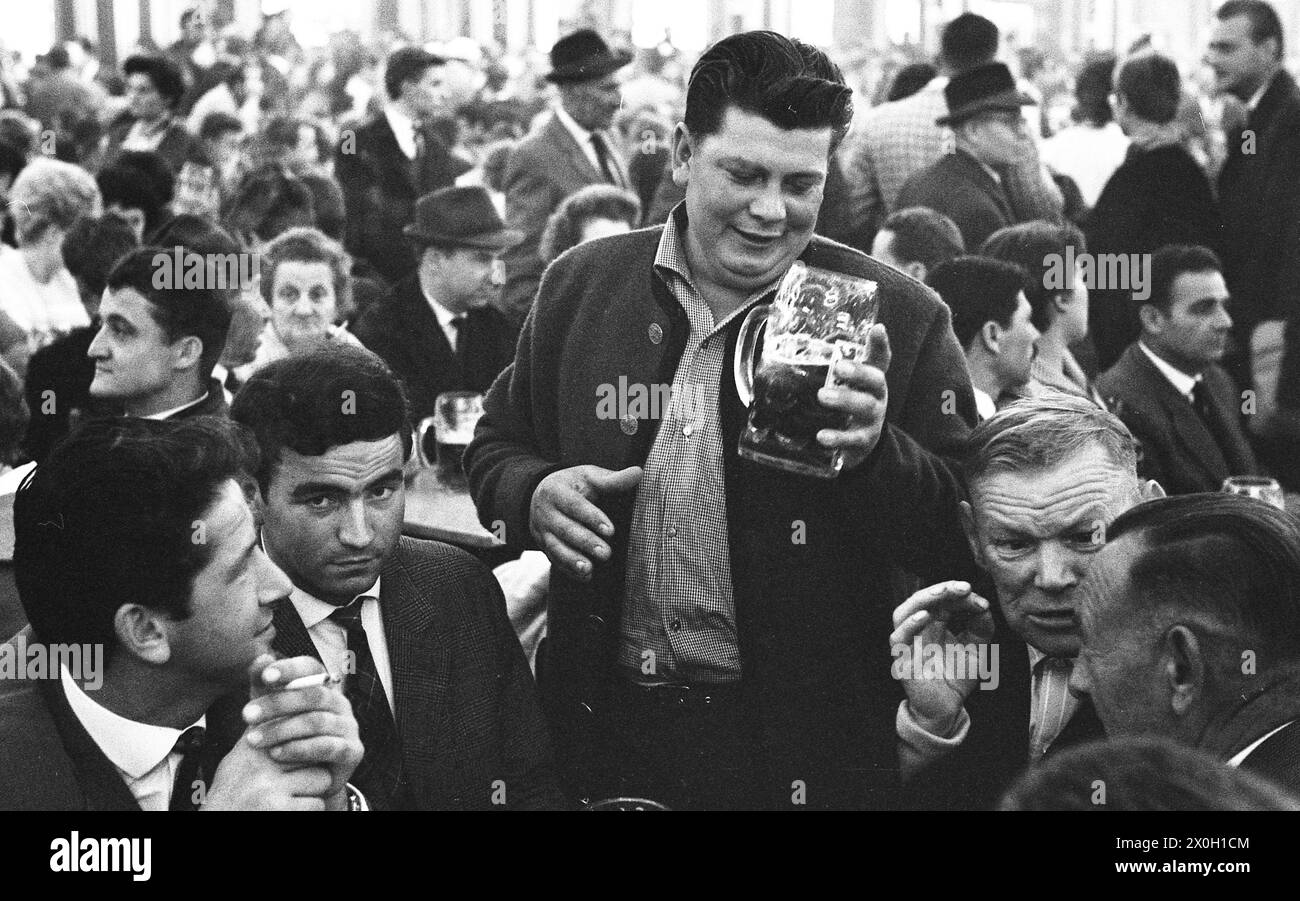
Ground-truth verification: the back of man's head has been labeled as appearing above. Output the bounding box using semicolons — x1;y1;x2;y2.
61;214;139;305
1116;52;1182;125
96;164;166;238
926;255;1027;350
877;207;964;276
230;344;413;495
939;13;1000;75
13;416;258;665
980;220;1087;333
1142;243;1222;317
1106;493;1300;676
683;30;854;153
963;393;1139;492
106;246;233;381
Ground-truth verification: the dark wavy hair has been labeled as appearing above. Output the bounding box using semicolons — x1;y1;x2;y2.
230;344;413;495
123;54;186;111
14;416;260;663
538;184;641;264
684;31;853;153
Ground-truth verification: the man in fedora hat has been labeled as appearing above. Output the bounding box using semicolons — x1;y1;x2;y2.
896;62;1040;252
353;185;521;424
500;29;633;327
335;45;473;284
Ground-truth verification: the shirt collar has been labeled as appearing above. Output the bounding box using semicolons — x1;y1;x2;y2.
141;387;209;421
1138;341;1201;400
422;289;464;334
653;204;783;331
288;576;382;630
60;665;204;780
1246;71;1278;112
972;386;998;421
384;105;418;159
553;103;595;147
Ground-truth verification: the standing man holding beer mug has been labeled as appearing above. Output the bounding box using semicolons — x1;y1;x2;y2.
466;31;979;810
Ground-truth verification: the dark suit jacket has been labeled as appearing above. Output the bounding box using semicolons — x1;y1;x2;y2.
895;149;1017;253
101;117;208;175
266;536;565;810
0;630;241;810
335;114;470;283
351;276;518;423
1097;344;1258;495
166;378;229;421
467;220;979;809
902;604;1105;811
1238;719;1300;797
500;113;628;326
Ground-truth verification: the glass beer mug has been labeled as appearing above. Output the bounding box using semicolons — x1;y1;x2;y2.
1222;475;1286;510
733;262;880;478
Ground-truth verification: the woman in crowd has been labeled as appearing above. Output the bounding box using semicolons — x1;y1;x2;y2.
242;225;362;375
538;184;641;265
0;158;102;373
98;55;206;174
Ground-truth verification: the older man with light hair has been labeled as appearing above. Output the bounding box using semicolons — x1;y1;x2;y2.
891;393;1163;809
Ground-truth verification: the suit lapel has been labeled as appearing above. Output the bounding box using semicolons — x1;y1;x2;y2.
1130;347;1228;483
380;540;450;801
544;114;605;187
402;280;463;394
951;151;1015;223
271;597;322;663
374;116;417;195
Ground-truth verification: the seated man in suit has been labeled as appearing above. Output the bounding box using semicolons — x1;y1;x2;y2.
896;63;1039;252
0;416;363;810
1072;492;1300;795
1097;244;1259;494
87;246;231;420
352;186;520;425
891;395;1162;809
231;345;565;810
926;255;1040;421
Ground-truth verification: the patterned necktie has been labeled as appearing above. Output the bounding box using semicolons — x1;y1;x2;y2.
329;598;407;807
169;725;207;811
1192;381;1235;461
590;132;620;186
1029;656;1078;760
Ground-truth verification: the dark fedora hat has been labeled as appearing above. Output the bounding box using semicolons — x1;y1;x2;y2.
404;186;523;250
937;62;1035;126
545;28;633;84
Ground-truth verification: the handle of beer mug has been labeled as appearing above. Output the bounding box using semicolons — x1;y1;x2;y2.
733;304;770;408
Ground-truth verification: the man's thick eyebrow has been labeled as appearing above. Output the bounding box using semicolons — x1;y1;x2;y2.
289;468;404;499
717;155;823;179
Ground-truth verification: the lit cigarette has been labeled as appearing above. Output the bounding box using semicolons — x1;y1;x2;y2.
282;672;343;691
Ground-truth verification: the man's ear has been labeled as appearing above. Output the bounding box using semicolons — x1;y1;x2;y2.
172;335;204;372
670;122;692;187
979;320;1000;355
959;499;982;565
1137;303;1163;335
1161;623;1205;718
1141;479;1166;501
114;604;172;666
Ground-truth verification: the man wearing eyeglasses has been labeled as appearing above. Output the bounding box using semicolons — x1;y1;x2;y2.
896;62;1040;253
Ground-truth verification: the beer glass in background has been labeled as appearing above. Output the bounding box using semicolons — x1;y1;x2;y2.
1222;475;1286;510
430;391;484;486
734;262;880;478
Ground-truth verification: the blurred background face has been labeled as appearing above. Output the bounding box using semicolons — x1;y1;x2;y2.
423;245;497;314
270;260;337;350
561;74;623;132
963;110;1032;166
1145;269;1232;372
578;215;631;244
260;436;406;606
402;64;449;119
1205;14;1277;99
965;443;1140;658
126;72;168;121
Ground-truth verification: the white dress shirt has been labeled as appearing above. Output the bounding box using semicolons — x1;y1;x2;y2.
425;291;466;353
288;577;395;716
1139;341;1200;403
61;666;205;811
553;105;621;185
1227;720;1295;766
141;390;209;421
384;105;418;160
973;386;998;422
